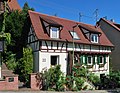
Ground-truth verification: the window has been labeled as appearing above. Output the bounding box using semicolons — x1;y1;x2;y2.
50;27;59;38
51;56;59;67
87;56;93;65
70;31;80;40
91;34;98;43
99;56;104;64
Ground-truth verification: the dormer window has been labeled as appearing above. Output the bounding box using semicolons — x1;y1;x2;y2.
50;27;59;38
70;31;80;40
91;34;98;43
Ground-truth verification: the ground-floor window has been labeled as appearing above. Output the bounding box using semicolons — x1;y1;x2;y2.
80;54;107;65
99;56;104;64
51;55;59;66
87;56;93;65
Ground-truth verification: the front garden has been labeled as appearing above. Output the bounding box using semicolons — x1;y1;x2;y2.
35;64;100;91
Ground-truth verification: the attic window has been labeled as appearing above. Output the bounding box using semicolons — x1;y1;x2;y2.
50;27;59;38
70;31;80;40
91;34;98;43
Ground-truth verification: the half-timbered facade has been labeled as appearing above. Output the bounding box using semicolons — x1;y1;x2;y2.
28;10;114;77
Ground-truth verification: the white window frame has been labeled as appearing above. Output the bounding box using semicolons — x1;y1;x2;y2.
70;31;80;40
91;34;98;43
99;56;104;64
87;56;93;65
50;27;59;38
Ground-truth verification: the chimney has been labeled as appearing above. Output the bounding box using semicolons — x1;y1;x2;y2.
110;19;115;22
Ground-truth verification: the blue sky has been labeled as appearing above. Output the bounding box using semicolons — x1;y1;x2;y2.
18;0;120;25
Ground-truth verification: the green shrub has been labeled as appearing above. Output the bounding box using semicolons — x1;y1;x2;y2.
87;73;100;84
4;51;17;71
109;70;120;87
42;65;66;91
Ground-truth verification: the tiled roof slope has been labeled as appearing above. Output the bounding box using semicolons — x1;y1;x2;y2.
8;0;21;11
28;10;113;47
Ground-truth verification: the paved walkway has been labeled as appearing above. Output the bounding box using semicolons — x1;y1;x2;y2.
0;88;120;93
0;90;120;93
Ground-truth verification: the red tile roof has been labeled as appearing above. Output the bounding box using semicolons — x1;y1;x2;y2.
8;0;21;11
28;10;113;47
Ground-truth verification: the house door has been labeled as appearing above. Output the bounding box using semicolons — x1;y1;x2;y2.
51;56;59;67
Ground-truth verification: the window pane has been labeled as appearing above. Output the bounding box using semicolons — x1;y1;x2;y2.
52;30;57;38
91;34;98;43
70;31;80;39
94;35;98;42
51;27;59;38
100;56;103;63
52;27;58;31
88;56;92;64
51;56;59;66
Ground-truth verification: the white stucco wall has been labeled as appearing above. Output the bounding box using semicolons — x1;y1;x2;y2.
39;51;68;75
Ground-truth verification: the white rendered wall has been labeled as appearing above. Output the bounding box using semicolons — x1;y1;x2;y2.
39;51;67;75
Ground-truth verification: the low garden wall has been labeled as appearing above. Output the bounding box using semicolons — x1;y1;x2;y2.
0;76;18;90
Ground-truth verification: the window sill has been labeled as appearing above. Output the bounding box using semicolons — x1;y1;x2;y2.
99;64;105;67
87;65;93;68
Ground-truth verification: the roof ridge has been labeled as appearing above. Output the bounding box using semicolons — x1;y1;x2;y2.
28;10;95;27
100;18;120;31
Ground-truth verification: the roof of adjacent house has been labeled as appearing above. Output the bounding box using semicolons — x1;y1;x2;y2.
28;10;114;47
7;0;21;11
99;18;120;31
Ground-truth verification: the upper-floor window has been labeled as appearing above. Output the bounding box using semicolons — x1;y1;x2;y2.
70;31;80;40
91;34;98;43
50;27;59;38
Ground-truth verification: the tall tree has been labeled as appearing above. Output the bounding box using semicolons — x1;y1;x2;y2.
5;2;34;58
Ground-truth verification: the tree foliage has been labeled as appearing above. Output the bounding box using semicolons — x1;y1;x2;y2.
2;2;34;84
4;2;34;57
4;51;17;71
17;47;33;84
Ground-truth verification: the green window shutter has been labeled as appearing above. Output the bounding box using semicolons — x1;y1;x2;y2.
97;55;100;65
93;56;95;65
85;55;87;65
104;55;106;64
80;55;83;64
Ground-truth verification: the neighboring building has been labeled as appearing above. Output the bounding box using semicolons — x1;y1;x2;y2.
0;0;21;27
28;10;113;78
98;18;120;70
0;0;20;90
0;0;21;12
